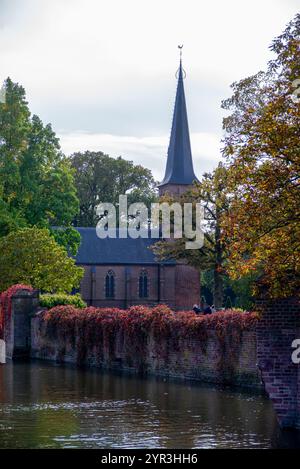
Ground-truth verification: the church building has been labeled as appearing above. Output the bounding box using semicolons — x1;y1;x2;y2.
75;56;200;310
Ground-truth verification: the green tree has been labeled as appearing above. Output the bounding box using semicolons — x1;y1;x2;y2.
227;274;256;310
70;151;158;226
0;198;27;237
0;228;84;293
51;226;81;257
0;78;79;248
17;115;78;227
201;270;255;310
0;78;30;204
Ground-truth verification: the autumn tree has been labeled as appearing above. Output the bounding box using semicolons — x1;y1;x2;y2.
70;151;158;226
0;228;84;293
221;14;300;298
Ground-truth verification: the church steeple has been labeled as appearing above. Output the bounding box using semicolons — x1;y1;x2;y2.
159;48;198;196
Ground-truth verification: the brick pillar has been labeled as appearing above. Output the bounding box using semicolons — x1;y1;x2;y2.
125;267;131;309
90;266;96;306
5;289;39;360
256;297;300;429
159;265;166;304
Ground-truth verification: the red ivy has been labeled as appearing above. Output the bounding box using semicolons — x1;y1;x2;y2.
0;284;33;339
42;305;259;368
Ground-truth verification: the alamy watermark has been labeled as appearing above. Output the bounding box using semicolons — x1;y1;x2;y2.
289;77;300;365
0;83;6;104
95;195;204;250
291;339;300;365
0;339;5;364
291;78;300;104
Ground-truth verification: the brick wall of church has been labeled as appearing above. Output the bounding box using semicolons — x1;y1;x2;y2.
79;264;175;309
78;263;199;310
175;264;200;309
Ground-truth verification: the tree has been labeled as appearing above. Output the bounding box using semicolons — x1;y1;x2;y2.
0;78;79;249
70;151;158;226
0;78;30;203
0;228;84;293
0;198;27;237
152;164;230;308
17;115;79;227
201;270;255;310
51;226;81;257
221;14;300;298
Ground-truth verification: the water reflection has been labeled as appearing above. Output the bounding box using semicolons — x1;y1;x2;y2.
0;361;298;448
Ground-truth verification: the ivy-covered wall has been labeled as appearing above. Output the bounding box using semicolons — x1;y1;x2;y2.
31;305;262;390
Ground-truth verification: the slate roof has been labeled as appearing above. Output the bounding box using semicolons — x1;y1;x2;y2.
74;227;175;265
159;59;199;187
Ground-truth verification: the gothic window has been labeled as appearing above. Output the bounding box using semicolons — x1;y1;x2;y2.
105;270;115;298
139;270;148;298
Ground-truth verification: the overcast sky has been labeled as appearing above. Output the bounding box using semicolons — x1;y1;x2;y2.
0;0;299;180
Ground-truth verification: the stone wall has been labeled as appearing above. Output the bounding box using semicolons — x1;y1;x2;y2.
31;312;262;391
5;290;39;359
256;298;300;429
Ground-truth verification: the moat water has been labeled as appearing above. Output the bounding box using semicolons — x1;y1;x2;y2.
0;361;299;449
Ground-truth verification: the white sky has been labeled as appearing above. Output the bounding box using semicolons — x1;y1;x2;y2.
0;0;299;180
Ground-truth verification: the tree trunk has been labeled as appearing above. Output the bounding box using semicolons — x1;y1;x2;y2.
213;267;223;309
214;211;224;309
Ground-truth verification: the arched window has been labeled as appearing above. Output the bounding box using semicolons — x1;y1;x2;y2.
105;270;115;298
139;270;148;298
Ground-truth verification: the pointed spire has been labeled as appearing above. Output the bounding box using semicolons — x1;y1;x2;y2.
159;48;198;189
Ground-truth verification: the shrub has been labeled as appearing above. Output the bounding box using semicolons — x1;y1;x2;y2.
40;293;86;309
0;227;84;292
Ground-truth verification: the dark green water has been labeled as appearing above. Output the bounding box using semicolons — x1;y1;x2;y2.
0;361;299;449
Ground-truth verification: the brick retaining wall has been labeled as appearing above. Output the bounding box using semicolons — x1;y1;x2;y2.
3;287;300;429
257;298;300;429
31;312;262;391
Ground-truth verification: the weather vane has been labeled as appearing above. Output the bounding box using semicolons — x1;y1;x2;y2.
176;45;186;79
178;44;183;59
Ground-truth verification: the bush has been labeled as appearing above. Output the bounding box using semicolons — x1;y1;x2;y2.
40;293;86;309
0;227;84;293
